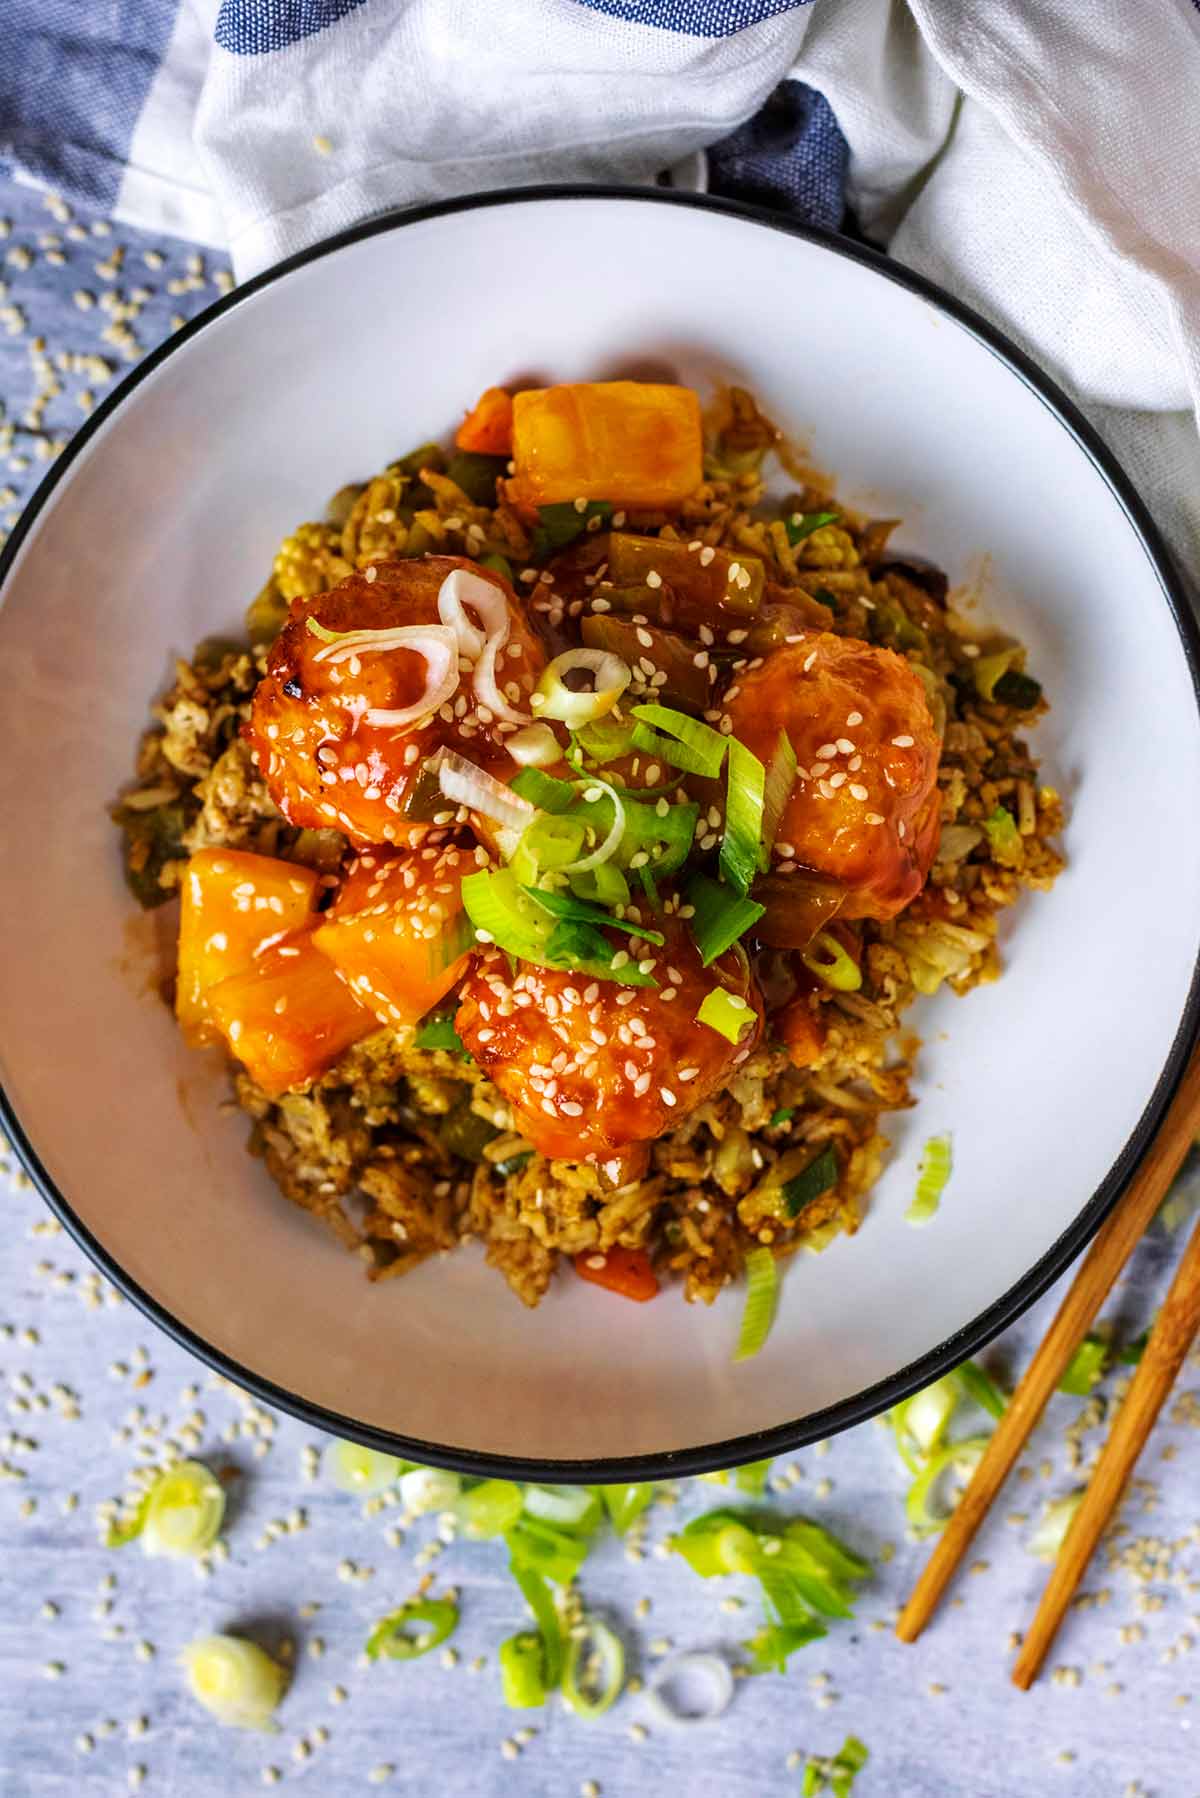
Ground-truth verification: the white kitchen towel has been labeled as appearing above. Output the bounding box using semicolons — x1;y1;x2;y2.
3;0;1199;569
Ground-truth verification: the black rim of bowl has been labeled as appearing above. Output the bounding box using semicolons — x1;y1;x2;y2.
2;183;1199;1482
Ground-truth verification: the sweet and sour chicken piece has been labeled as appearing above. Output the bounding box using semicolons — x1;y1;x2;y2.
723;633;941;921
246;557;544;850
455;917;762;1164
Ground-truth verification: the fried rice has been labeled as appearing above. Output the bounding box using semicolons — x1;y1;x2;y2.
113;388;1064;1308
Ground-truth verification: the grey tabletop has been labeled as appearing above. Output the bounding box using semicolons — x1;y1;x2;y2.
1;177;1199;1798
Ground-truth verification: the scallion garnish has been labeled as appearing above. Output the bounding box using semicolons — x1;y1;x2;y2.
781;1146;839;1219
954;1359;1008;1421
760;731;797;864
597;1483;655;1535
499;1631;548;1708
510;1562;564;1686
1029;1492;1084;1561
983;803;1023;867
510;767;577;813
907;1133;952;1225
365;1598;459;1662
801;1735;870;1797
563;1616;625;1719
734;1247;778;1362
904;1438;989;1537
458;1479;525;1539
801;929;862;993
324;1439;405;1495
522;885;664;945
785;510;839;546
106;1460;225;1558
768;1107;795;1128
685;871;765;967
696;985;756;1045
412;1011;469;1056
630;703;728;780
1058;1333;1108;1396
180;1635;287;1730
399;1466;463;1515
719;738;766;897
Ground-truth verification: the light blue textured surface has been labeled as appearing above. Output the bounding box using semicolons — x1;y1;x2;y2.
2;177;1200;1797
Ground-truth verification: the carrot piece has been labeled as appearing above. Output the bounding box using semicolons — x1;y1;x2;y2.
574;1245;660;1302
455;386;513;456
206;938;374;1096
176;848;321;1045
510;382;703;508
775;995;827;1070
311;842;473;1030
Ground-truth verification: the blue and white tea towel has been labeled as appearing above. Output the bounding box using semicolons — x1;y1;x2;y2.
2;0;1199;568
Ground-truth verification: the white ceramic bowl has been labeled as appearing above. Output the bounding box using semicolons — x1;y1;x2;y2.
2;189;1198;1478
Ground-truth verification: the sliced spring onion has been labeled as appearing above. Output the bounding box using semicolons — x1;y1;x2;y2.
106;1461;225;1558
1058;1333;1108;1396
801;930;862;993
436;565;509;657
733;1458;774;1496
759;731;797;865
686;872;765;967
734;1247;778;1363
436;749;536;831
509;766;577;813
769;1107;795;1128
532;648;631;728
747;1618;827;1674
399;1466;462;1516
522;1485;598;1529
1029;1491;1084;1560
505;1516;591;1587
781;1146;839;1219
511;1563;564;1687
696;984;756;1045
307;619;461;731
365;1598;459;1662
630;704;728;780
530;499;612;559
412;1010;468;1055
563;1616;625;1720
478;551;514;581
907;1134;952;1225
473;627;534;725
462;867;554;962
971;645;1023;702
459;1479;525;1539
492;1149;533;1179
323;1439;404;1496
572;714;636;765
983;803;1023;867
557;777;626;875
720;738;766;897
618;794;699;878
801;1735;870;1797
597;1483;655;1535
506;722;562;767
570;861;631;908
905;1437;989;1538
955;1359;1008;1421
671;1514;759;1578
646;1653;735;1727
897;1376;958;1460
522;885;664;945
785;510;839;546
499;1630;547;1708
509;814;588;885
179;1634;286;1730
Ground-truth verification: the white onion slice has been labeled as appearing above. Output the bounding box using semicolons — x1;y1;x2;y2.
522;1485;596;1527
530;647;631;728
474;629;534;725
311;623;461;731
559;776;625;874
645;1653;735;1727
437;567;510;658
506;723;562;768
436;749;536;832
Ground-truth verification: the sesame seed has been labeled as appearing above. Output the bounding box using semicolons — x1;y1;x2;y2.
836;737;855;754
892;733;914;747
846;711;863;726
849;783;869;801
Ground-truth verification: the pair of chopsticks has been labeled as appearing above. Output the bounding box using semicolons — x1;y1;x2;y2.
896;1047;1200;1687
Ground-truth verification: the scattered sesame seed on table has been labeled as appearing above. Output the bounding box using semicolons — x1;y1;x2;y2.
1;174;1200;1797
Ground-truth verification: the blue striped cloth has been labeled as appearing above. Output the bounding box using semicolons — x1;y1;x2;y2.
0;0;846;273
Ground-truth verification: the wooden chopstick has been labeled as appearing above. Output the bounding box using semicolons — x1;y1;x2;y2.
896;1045;1200;1650
1012;1205;1200;1686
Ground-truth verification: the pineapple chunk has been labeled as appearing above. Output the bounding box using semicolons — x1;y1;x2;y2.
312;841;473;1030
206;939;373;1095
176;849;320;1045
510;381;702;508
